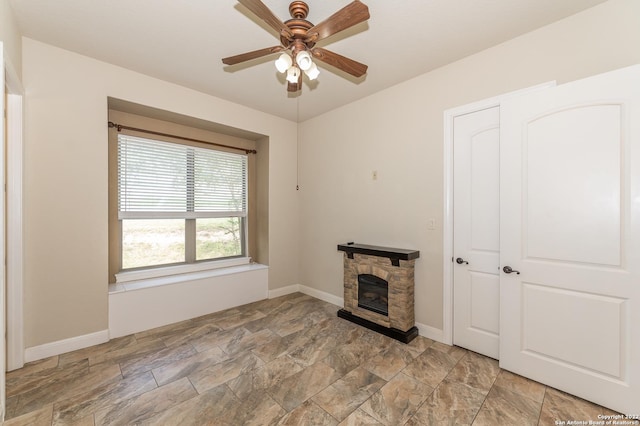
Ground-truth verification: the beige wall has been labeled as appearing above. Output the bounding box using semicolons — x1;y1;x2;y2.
297;0;640;330
22;38;298;347
0;0;21;76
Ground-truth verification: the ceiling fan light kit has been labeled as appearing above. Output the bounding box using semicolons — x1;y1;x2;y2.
275;52;293;73
305;62;320;80
222;0;370;93
276;50;320;81
295;50;313;71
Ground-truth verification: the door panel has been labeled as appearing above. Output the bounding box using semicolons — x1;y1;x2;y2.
525;105;622;266
471;128;500;252
500;65;640;413
522;283;625;378
453;106;500;359
469;272;500;334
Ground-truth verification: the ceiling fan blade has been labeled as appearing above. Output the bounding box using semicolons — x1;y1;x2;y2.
311;48;368;77
238;0;293;40
306;1;369;43
222;46;285;65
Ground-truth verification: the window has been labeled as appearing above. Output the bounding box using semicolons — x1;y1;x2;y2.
117;134;248;271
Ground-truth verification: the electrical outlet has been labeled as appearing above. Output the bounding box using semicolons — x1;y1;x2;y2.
427;218;436;230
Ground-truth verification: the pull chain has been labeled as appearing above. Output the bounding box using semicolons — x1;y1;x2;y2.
296;96;300;191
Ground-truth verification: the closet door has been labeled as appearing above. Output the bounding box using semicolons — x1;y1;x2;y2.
453;106;500;359
499;65;640;414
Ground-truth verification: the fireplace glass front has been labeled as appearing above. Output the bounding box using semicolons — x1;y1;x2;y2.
357;274;389;316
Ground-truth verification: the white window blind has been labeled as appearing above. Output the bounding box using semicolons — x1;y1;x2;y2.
118;135;248;220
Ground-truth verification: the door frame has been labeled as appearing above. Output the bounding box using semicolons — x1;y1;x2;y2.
4;50;25;371
442;81;555;346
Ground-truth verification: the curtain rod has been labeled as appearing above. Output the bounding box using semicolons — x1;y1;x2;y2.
108;121;257;154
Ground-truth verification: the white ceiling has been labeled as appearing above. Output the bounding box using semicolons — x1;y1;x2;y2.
9;0;607;122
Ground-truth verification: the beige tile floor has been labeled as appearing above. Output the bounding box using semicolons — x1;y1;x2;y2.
4;293;619;425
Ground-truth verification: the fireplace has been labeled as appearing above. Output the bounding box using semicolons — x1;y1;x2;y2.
337;243;419;343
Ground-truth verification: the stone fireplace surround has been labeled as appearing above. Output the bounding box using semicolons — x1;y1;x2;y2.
337;243;419;343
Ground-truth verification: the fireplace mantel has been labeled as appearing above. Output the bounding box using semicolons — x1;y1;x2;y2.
337;243;419;266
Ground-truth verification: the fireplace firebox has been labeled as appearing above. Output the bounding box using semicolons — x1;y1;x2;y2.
358;274;389;316
337;242;420;343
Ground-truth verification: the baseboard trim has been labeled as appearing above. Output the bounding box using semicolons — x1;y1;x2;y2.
415;322;445;344
268;284;345;307
268;284;300;299
298;285;344;307
24;330;109;363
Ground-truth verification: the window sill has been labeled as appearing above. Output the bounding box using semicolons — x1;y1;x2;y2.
115;257;252;283
109;261;267;294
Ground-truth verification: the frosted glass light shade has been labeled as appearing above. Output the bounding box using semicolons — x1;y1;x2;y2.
304;62;320;80
275;53;292;73
296;50;313;71
286;66;301;83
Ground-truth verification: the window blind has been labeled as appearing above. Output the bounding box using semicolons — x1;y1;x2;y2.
118;135;247;219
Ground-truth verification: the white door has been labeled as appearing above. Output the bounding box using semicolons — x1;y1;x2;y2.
499;65;640;414
453;106;500;359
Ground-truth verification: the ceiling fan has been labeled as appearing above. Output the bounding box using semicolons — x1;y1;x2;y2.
222;0;370;93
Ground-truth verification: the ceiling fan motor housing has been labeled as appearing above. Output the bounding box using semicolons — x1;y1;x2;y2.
281;2;315;49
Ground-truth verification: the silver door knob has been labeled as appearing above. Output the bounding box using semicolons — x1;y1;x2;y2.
503;266;520;275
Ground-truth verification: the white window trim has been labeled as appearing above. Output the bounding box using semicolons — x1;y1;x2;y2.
115;256;251;284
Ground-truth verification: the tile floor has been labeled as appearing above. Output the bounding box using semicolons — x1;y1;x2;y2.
4;293;619;425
